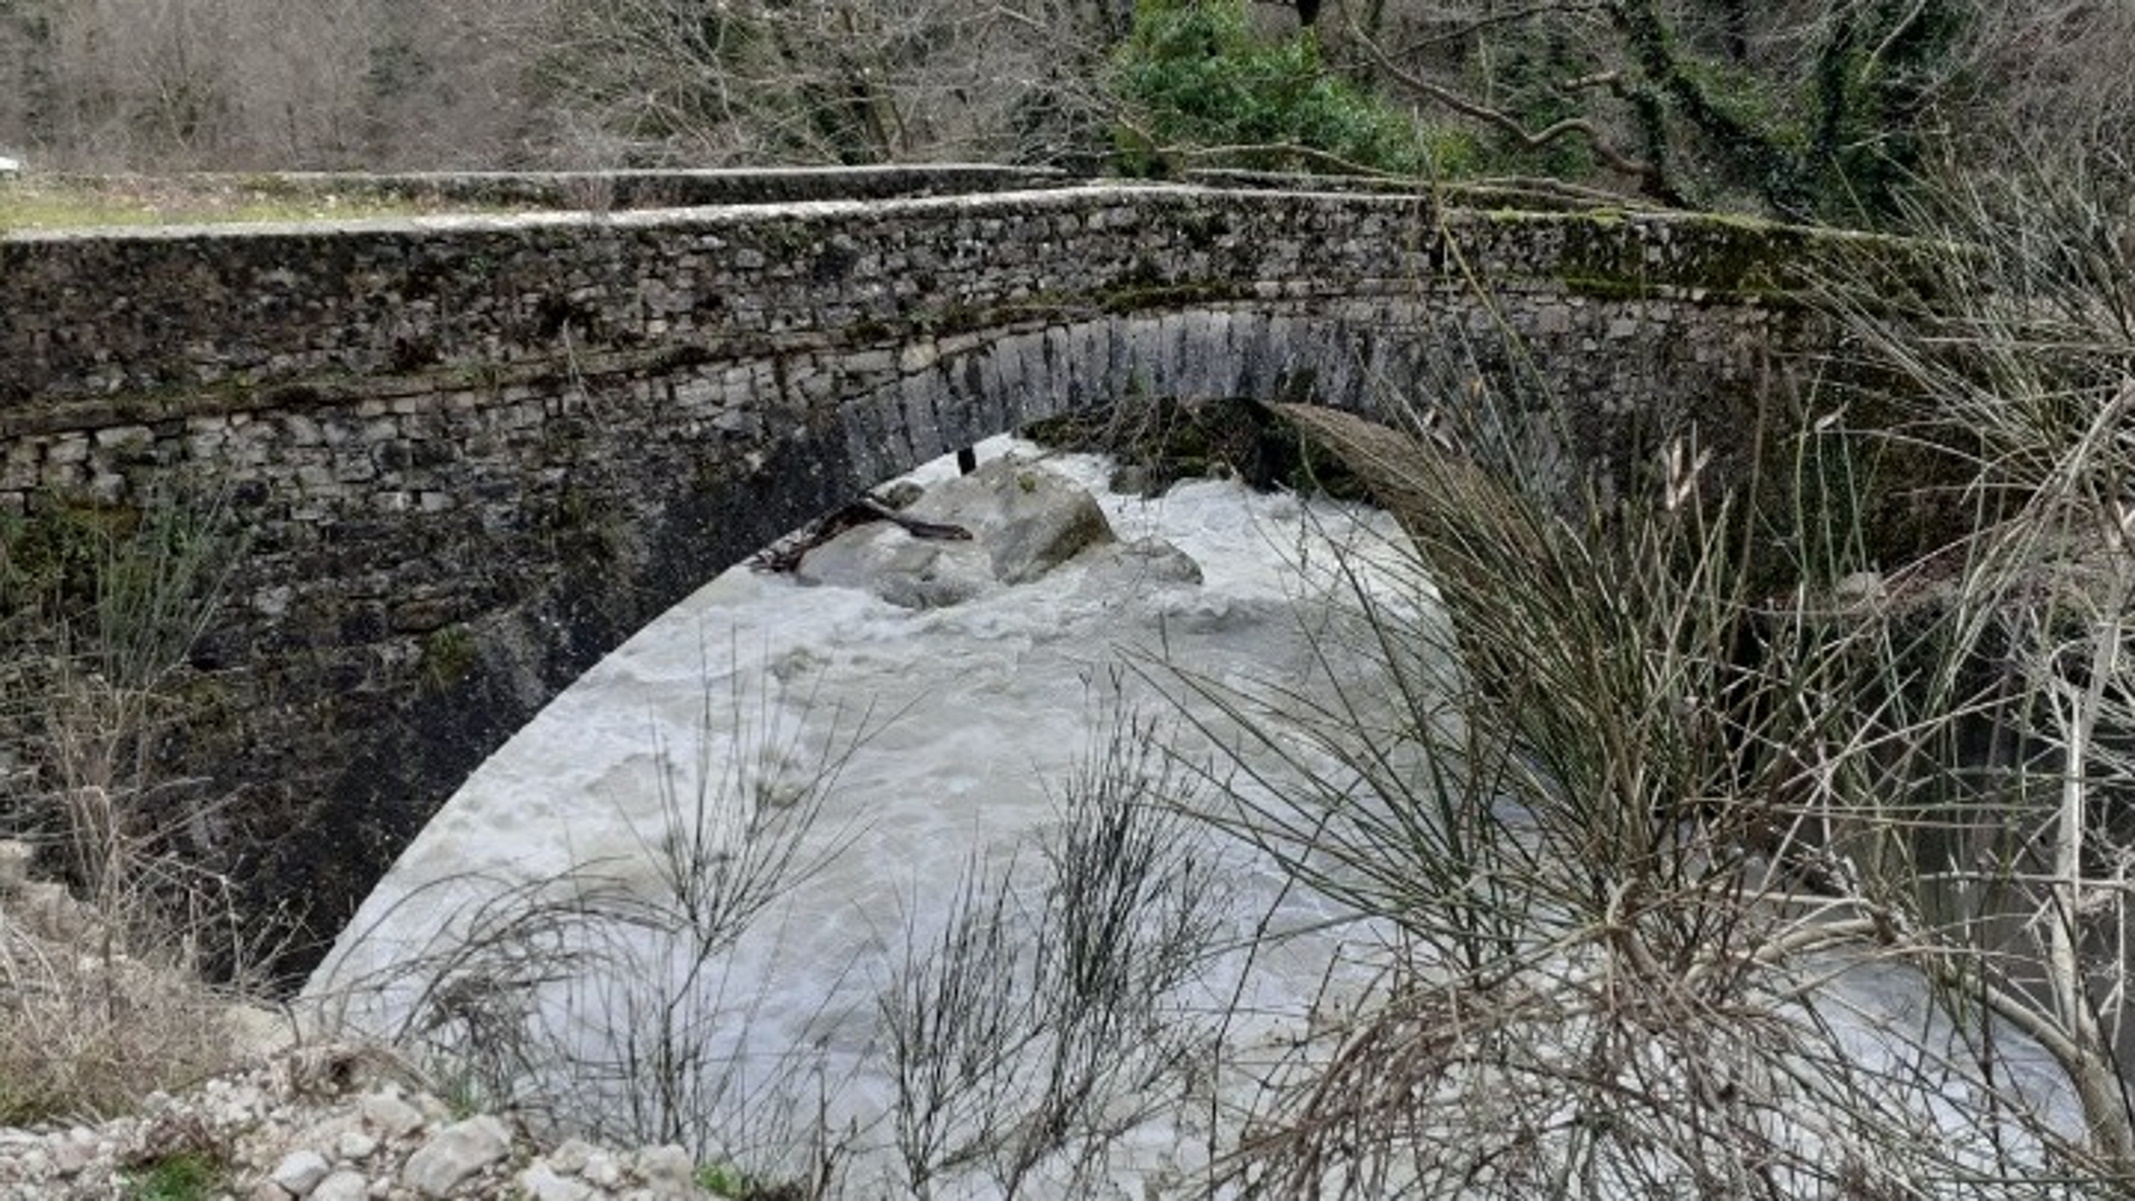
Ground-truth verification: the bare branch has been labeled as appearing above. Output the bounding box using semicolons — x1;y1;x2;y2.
1348;18;1672;200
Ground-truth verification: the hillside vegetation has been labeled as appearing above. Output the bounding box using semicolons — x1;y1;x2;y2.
0;0;2125;223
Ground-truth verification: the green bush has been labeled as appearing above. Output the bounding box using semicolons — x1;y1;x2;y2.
1107;0;1426;177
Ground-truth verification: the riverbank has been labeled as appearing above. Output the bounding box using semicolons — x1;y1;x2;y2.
0;837;749;1199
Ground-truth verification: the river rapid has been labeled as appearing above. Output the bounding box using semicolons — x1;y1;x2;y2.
307;438;1430;1195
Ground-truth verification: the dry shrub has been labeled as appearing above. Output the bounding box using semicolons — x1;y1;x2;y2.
0;853;245;1124
1166;169;2135;1191
0;493;264;1125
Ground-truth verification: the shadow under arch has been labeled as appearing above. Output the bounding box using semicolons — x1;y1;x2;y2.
259;300;1517;982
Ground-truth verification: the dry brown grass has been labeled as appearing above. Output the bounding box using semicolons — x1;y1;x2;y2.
0;495;270;1126
0;174;477;232
0;851;246;1124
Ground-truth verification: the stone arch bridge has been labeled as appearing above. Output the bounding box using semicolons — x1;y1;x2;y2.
0;167;1854;973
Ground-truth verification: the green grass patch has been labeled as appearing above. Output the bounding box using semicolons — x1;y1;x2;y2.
0;175;482;232
123;1152;228;1201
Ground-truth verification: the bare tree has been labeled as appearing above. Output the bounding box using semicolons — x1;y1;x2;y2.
0;0;538;169
514;0;1122;167
1949;0;2135;178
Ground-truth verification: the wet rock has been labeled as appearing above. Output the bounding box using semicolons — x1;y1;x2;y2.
905;454;1114;585
1076;536;1204;597
796;521;995;608
876;479;925;509
800;454;1117;607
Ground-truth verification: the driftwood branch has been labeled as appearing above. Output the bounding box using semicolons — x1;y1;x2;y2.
748;492;972;573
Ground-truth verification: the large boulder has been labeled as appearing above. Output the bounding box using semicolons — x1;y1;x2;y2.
798;455;1120;607
909;454;1116;583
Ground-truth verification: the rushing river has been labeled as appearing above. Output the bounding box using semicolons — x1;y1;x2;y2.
307;438;1431;1195
306;438;2081;1197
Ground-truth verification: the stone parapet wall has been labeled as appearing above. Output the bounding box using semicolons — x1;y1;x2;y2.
1;183;1824;410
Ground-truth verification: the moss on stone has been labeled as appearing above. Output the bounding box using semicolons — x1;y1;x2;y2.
0;496;147;618
419;624;478;694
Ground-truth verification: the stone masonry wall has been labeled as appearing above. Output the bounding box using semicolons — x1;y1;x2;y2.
0;178;1847;977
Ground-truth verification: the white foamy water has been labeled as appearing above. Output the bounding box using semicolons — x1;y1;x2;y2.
307;438;2084;1196
308;439;1430;1194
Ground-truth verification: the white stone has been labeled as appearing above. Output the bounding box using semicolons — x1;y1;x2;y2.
400;1115;510;1197
413;1093;453;1123
516;1164;596;1201
579;1150;622;1189
0;155;18;176
358;1092;426;1138
271;1149;332;1195
19;1148;50;1180
308;1170;370;1201
630;1145;696;1195
545;1138;595;1175
226;1003;299;1058
49;1128;95;1176
335;1130;378;1160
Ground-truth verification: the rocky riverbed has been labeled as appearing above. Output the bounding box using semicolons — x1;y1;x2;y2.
0;1044;725;1200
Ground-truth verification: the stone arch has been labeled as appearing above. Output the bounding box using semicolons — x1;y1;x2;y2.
255;303;1479;978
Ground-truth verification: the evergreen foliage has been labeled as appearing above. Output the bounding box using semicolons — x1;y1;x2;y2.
1107;0;1426;177
1608;0;1967;220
